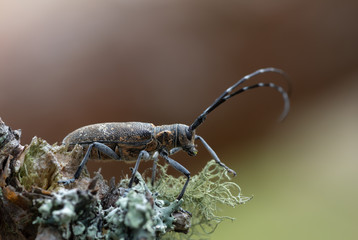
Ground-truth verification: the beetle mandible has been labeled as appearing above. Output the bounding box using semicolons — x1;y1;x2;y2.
59;67;291;200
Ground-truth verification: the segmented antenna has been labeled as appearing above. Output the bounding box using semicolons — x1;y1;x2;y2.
189;67;291;133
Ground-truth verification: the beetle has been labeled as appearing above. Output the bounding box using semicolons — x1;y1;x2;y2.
59;67;290;200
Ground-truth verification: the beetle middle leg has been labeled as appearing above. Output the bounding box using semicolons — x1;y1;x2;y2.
150;147;181;186
161;152;190;200
58;142;120;185
128;150;150;188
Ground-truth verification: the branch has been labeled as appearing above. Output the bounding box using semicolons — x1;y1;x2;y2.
0;118;250;240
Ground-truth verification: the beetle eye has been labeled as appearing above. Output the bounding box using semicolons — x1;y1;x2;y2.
186;129;192;140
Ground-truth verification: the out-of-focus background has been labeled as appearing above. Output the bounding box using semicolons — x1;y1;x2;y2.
1;1;357;239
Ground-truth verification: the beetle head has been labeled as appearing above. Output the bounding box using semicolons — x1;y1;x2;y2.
177;124;198;156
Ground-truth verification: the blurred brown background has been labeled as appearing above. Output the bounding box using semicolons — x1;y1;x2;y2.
0;1;357;239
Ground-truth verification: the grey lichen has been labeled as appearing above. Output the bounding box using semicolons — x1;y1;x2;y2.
104;189;155;239
32;159;250;239
34;188;101;239
103;172;184;239
0;118;22;162
34;171;187;240
0;118;23;184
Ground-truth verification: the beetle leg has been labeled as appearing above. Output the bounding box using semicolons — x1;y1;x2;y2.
169;147;182;155
161;153;190;200
92;142;121;161
58;142;120;185
195;135;237;176
151;152;159;186
128;150;150;188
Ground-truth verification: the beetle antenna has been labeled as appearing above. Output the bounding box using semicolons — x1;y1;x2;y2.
189;67;291;133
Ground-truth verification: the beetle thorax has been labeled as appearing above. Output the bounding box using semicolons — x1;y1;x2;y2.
153;124;177;151
154;124;197;156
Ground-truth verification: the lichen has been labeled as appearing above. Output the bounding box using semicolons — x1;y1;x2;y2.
154;160;252;239
0;118;22;171
34;188;101;239
34;171;186;240
104;189;156;239
0;132;7;145
31;159;250;239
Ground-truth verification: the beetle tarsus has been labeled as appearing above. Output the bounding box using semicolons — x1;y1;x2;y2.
227;168;237;177
179;207;192;217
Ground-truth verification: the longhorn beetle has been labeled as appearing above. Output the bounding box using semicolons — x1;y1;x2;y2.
59;67;290;200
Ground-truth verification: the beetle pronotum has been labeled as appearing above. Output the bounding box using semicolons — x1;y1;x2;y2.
59;67;290;200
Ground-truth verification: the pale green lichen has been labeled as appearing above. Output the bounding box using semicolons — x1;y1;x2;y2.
154;160;251;239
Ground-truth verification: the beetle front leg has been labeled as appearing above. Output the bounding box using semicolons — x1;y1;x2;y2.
195;135;237;176
128;150;150;188
58;142;120;185
169;147;182;155
161;153;190;200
